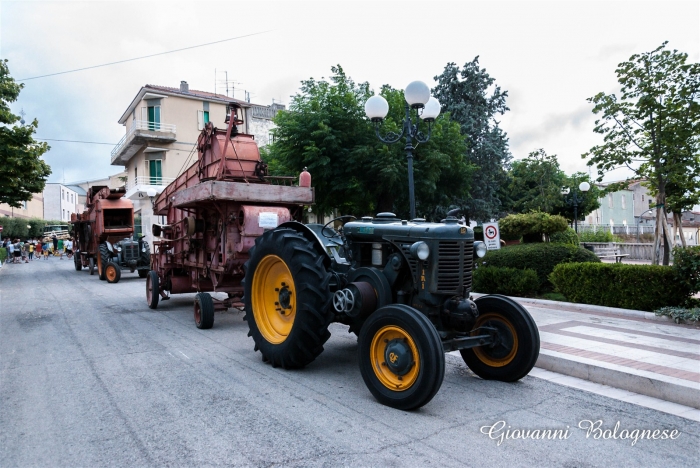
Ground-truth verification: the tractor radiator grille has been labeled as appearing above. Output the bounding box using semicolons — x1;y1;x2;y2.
436;241;473;294
122;243;140;261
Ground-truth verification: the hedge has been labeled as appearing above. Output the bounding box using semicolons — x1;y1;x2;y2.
550;263;691;311
478;243;600;293
673;246;700;294
550;228;580;246
473;266;539;297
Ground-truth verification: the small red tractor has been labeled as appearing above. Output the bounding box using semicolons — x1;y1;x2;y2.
71;186;150;282
149;102;540;410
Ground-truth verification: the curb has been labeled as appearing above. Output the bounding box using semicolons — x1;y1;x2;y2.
471;293;675;323
537;351;700;409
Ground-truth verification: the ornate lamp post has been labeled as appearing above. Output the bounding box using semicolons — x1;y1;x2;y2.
364;81;441;219
561;181;591;233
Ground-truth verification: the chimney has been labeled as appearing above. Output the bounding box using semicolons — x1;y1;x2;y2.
180;81;189;93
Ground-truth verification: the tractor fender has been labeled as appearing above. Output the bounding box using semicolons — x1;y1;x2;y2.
276;221;334;264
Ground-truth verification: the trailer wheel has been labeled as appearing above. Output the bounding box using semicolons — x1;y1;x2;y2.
460;295;540;382
358;304;445;410
105;262;121;284
89;257;95;275
243;228;332;369
74;252;82;271
146;271;159;309
98;243;109;281
194;292;215;329
138;269;148;278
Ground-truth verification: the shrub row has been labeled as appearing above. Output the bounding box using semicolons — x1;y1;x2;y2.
472;266;539;297
0;217;65;240
673;246;700;294
478;243;599;293
550;263;691;311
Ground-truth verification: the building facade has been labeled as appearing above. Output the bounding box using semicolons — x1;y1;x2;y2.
585;183;637;232
0;193;44;219
111;81;284;243
43;184;82;222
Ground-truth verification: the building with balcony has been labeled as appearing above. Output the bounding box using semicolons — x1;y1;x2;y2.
112;81;284;243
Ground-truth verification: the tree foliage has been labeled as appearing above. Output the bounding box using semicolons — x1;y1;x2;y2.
0;60;51;207
583;42;700;264
502;149;600;221
432;57;511;222
264;65;470;218
499;211;569;243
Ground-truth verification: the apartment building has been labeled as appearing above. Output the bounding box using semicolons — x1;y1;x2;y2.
111;81;284;243
43;184;82;222
0;193;44;219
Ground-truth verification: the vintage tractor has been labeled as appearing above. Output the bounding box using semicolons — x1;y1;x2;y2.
71;186;150;283
149;102;540;410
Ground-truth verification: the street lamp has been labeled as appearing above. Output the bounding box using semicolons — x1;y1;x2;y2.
561;181;591;233
635;208;655;243
364;81;441;219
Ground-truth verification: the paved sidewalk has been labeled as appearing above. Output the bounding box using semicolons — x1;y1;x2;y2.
468;295;700;421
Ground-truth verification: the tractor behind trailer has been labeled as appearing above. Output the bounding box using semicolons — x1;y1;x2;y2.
148;102;540;410
71;186;150;282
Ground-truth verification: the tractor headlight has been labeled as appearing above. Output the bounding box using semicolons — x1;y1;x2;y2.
410;241;430;261
474;241;487;258
142;247;147;253
116;246;122;252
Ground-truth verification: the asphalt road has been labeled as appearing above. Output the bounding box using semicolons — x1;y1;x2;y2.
1;258;698;467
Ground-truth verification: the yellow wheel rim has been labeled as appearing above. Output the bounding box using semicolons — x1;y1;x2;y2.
106;265;117;282
251;255;296;344
472;313;518;367
370;326;420;391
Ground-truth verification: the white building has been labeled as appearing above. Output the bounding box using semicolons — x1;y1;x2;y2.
43;184;83;222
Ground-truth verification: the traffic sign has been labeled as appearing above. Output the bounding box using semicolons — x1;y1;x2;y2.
482;222;501;250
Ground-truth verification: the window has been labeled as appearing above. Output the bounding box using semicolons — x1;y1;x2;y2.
135;166;138;184
134;213;142;237
22;201;27;210
197;110;210;130
642;194;645;202
142;105;161;130
62;190;65;201
649;200;653;208
63;209;65;220
148;159;162;185
608;194;613;208
621;195;626;209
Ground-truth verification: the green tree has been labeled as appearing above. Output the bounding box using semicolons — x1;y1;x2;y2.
583;42;700;265
432;57;511;223
264;65;469;218
0;60;51;207
554;172;601;223
505;149;566;213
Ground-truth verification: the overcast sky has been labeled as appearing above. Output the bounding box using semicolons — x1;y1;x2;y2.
1;0;698;185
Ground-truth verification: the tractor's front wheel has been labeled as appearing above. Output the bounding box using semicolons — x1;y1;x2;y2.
74;252;82;271
146;271;159;309
89;257;95;275
460;295;540;382
194;292;215;329
243;228;332;369
358;304;445;410
105;262;121;284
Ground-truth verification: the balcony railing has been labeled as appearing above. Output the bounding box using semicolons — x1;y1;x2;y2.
127;176;176;190
111;120;177;162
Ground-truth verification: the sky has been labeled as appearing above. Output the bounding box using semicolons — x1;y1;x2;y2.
1;0;698;186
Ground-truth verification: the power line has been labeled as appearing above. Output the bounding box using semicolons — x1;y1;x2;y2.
36;138;115;145
19;30;274;81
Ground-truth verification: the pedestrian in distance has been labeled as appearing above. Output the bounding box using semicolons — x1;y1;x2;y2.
7;240;14;264
65;238;73;259
52;233;58;254
35;239;42;259
58;238;64;259
43;242;50;260
28;241;34;261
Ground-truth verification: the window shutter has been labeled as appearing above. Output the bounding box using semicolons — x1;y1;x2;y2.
197;110;204;130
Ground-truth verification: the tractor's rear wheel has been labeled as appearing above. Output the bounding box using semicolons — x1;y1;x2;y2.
243;228;332;369
358;304;445;410
460;295;540;382
89;257;95;275
138;269;148;278
98;244;109;281
146;271;159;309
74;252;82;271
194;292;215;329
105;262;121;284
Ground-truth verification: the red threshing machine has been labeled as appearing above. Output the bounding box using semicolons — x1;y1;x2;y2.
71;186;151;282
147;102;313;328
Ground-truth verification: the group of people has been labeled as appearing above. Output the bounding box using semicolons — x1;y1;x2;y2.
2;235;74;264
